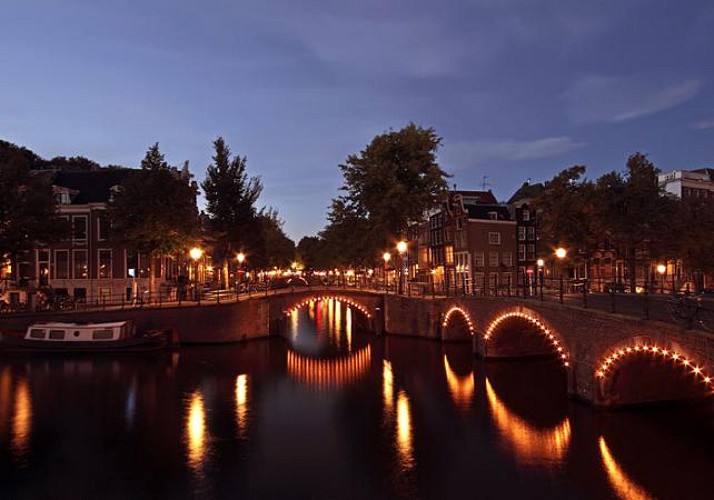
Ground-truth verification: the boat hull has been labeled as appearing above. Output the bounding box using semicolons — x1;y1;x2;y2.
0;332;167;353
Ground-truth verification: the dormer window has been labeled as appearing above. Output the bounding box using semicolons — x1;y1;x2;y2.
488;212;498;220
54;190;71;205
522;209;530;221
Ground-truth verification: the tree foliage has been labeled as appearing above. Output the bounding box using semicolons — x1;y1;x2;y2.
259;207;295;269
108;143;200;258
201;137;264;273
0;151;64;262
325;123;450;264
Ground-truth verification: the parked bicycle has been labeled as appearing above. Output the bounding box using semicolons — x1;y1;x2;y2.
666;294;714;332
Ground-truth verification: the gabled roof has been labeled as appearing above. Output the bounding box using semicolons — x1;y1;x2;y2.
452;190;498;205
507;182;544;204
51;169;132;204
466;204;512;221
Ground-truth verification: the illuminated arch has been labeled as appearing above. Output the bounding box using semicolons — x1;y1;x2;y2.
442;306;475;336
483;310;570;367
283;296;373;319
286;345;371;390
595;343;713;391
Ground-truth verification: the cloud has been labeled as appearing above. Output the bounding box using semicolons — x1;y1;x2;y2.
563;76;700;123
694;117;714;130
444;136;586;166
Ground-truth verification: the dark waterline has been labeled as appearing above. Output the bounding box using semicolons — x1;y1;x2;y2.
2;299;714;499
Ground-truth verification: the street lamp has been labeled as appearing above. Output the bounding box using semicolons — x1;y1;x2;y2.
537;258;545;300
396;240;407;295
236;252;246;296
555;247;567;303
383;252;391;292
190;247;203;301
657;263;666;294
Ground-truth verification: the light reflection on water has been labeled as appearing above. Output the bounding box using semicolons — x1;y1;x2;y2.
485;377;571;466
599;436;652;500
1;304;714;499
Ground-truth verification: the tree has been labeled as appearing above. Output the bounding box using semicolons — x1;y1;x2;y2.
595;153;676;290
296;236;330;271
108;143;200;291
327;123;450;263
259;208;295;269
201;137;264;286
0;150;65;270
533;165;599;272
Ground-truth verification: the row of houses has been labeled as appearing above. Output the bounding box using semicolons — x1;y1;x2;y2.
404;167;714;294
1;168;193;306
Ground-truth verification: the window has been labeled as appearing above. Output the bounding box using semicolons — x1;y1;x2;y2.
489;251;499;267
488;212;498;220
58;216;70;240
522;209;530;221
73;250;88;279
501;252;512;267
55;250;69;279
99;250;112;279
518;244;526;262
72;216;87;241
488;232;501;245
456;217;463;230
126;250;138;278
29;329;45;339
49;330;66;340
527;244;536;261
93;329;113;340
474;272;485;289
445;246;454;265
474;252;485;267
518;227;526;241
527;226;536;240
97;214;111;241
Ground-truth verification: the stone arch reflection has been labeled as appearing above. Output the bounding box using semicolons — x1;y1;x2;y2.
443;355;474;410
599;436;651;500
485;378;570;465
286;345;371;391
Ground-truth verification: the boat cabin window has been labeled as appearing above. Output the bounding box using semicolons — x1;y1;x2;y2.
29;329;46;339
93;329;113;340
49;330;66;340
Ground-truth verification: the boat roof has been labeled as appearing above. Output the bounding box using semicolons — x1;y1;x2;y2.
30;321;131;329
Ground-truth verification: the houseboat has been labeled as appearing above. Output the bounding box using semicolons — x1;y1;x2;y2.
0;320;167;352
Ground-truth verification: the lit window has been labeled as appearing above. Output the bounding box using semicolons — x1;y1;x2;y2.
488;232;501;245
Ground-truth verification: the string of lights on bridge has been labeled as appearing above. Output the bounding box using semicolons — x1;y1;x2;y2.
286;345;372;390
596;344;713;390
441;307;476;336
483;311;570;368
283;296;373;319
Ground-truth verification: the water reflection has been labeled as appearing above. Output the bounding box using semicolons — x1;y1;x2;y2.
11;378;32;464
287;299;358;356
383;360;394;412
287;345;371;390
599;436;651;500
396;390;415;470
235;374;248;438
443;355;474;410
485;378;570;465
185;390;209;473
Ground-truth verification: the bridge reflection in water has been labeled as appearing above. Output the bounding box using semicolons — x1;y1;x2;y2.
599;436;650;500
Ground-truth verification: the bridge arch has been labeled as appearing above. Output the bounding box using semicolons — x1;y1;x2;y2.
482;308;570;367
282;295;373;319
594;340;713;406
441;306;475;340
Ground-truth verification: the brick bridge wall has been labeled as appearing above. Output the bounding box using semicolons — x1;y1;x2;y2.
3;288;712;407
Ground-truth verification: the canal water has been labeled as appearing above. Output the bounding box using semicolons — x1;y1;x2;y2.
1;298;714;499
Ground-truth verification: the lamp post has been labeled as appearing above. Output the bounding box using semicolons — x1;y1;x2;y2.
555;247;567;304
537;258;545;301
189;247;203;302
396;240;407;295
657;263;666;294
383;252;391;293
236;252;246;298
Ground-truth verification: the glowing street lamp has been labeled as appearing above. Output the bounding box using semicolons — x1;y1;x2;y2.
383;252;391;292
396;240;407;295
236;252;246;296
555;247;567;260
190;247;203;301
657;263;666;293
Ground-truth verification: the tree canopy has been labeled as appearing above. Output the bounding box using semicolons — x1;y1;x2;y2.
108;143;200;258
0;150;64;262
324;123;450;265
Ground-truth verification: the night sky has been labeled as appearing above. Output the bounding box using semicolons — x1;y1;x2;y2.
1;0;712;240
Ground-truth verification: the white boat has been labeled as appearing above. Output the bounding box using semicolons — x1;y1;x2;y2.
0;320;167;352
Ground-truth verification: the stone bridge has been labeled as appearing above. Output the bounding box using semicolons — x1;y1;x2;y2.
2;287;713;407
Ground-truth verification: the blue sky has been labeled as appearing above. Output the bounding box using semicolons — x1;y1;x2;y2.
1;0;712;241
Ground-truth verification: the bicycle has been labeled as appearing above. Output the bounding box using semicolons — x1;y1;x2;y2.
666;294;714;332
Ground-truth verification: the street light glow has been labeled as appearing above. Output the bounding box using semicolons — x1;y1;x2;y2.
190;247;203;261
383;252;391;263
537;259;545;267
555;247;567;260
396;241;407;254
656;264;666;275
237;252;245;264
